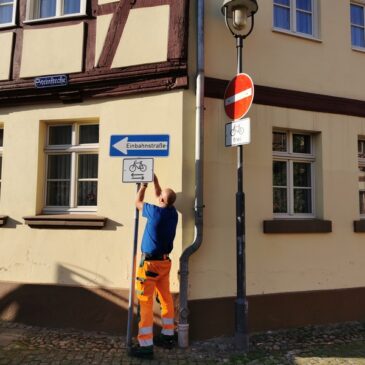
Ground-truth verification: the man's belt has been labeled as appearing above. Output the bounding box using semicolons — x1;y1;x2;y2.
142;253;169;261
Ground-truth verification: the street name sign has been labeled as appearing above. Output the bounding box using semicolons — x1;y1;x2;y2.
122;158;154;183
34;74;68;88
225;118;251;147
224;73;254;120
110;135;169;157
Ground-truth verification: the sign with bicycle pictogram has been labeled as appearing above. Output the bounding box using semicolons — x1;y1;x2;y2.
122;158;154;183
225;118;251;147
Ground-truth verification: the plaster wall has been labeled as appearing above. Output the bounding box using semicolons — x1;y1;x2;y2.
20;24;84;78
0;92;186;292
205;0;365;100
0;32;13;81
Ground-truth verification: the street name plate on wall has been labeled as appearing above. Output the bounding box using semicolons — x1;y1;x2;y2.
225;118;251;147
122;158;154;183
34;74;69;89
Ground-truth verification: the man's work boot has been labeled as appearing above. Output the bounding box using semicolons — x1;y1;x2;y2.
128;344;154;359
153;333;177;349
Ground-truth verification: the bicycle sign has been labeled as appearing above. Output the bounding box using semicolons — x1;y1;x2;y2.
122;158;154;183
225;118;251;147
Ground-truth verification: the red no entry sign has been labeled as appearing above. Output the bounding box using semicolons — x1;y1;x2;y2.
224;73;254;120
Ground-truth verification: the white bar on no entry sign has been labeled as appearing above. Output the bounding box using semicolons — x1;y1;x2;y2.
224;88;253;106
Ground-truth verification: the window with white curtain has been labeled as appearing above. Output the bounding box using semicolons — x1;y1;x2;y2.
273;130;315;217
351;3;365;48
0;0;16;27
44;123;99;212
26;0;86;21
273;0;318;38
0;128;3;196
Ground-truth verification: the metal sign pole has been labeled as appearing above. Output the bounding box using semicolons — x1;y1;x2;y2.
235;35;248;351
126;183;141;349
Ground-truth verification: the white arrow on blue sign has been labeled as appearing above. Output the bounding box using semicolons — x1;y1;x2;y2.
110;135;170;157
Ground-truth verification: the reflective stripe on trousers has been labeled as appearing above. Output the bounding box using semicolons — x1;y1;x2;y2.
136;258;174;346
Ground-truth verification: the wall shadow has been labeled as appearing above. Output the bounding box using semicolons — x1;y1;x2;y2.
2;218;22;229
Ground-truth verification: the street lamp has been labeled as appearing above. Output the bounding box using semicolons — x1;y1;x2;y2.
221;0;258;352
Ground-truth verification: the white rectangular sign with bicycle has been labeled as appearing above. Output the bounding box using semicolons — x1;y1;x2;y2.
225;118;251;147
122;158;154;183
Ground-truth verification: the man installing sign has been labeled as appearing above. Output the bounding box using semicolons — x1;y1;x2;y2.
129;174;178;359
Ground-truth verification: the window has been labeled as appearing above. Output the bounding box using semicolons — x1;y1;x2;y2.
26;0;86;21
44;123;99;213
351;3;365;48
273;0;318;37
0;128;3;195
358;139;365;215
0;0;16;27
273;130;315;217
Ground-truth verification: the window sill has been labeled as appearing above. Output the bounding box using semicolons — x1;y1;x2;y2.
272;28;322;43
263;219;332;234
353;220;365;232
0;216;8;226
23;214;107;229
352;46;365;54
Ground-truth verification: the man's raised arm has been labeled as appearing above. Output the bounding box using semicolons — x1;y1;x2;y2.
135;183;148;211
153;174;162;198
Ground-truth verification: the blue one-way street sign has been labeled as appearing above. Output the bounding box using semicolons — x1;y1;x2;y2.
110;135;170;157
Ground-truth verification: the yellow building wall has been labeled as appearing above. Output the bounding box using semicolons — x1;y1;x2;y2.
20;24;84;78
95;14;113;66
185;96;365;300
0;92;185;292
111;5;169;68
0;32;13;81
205;0;365;100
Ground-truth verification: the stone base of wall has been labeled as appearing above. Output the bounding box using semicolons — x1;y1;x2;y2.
0;282;364;340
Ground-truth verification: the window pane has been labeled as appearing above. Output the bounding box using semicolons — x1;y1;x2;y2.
297;11;312;34
352;26;365;47
46;181;70;206
273;161;287;186
273;188;287;213
78;154;98;179
293;134;311;153
296;0;312;11
358;166;365;190
47;155;71;179
358;140;365;158
274;0;290;5
0;156;2;179
351;4;364;26
360;191;365;215
293;162;311;187
63;0;80;14
274;6;290;30
79;125;99;144
40;0;56;18
78;181;97;206
273;132;287;152
48;125;72;145
0;129;3;147
0;4;13;23
294;189;312;213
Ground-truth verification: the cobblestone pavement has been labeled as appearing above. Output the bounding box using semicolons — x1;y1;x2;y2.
0;321;364;364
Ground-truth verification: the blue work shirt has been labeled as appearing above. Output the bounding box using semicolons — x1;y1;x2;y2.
141;203;178;255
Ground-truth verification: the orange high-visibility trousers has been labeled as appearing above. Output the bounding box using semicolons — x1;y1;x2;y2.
136;258;175;347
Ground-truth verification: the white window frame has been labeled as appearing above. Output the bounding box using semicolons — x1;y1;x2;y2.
273;0;320;40
358;139;365;217
273;130;315;218
350;2;365;51
44;122;98;214
0;0;17;28
25;0;86;23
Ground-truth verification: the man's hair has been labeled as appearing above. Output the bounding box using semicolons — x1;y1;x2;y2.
164;188;176;206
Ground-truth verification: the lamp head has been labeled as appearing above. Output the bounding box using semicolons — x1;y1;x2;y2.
221;0;258;31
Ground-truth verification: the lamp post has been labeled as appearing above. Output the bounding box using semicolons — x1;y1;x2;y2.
221;0;258;351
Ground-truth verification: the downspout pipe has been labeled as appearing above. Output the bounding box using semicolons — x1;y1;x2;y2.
178;0;205;349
